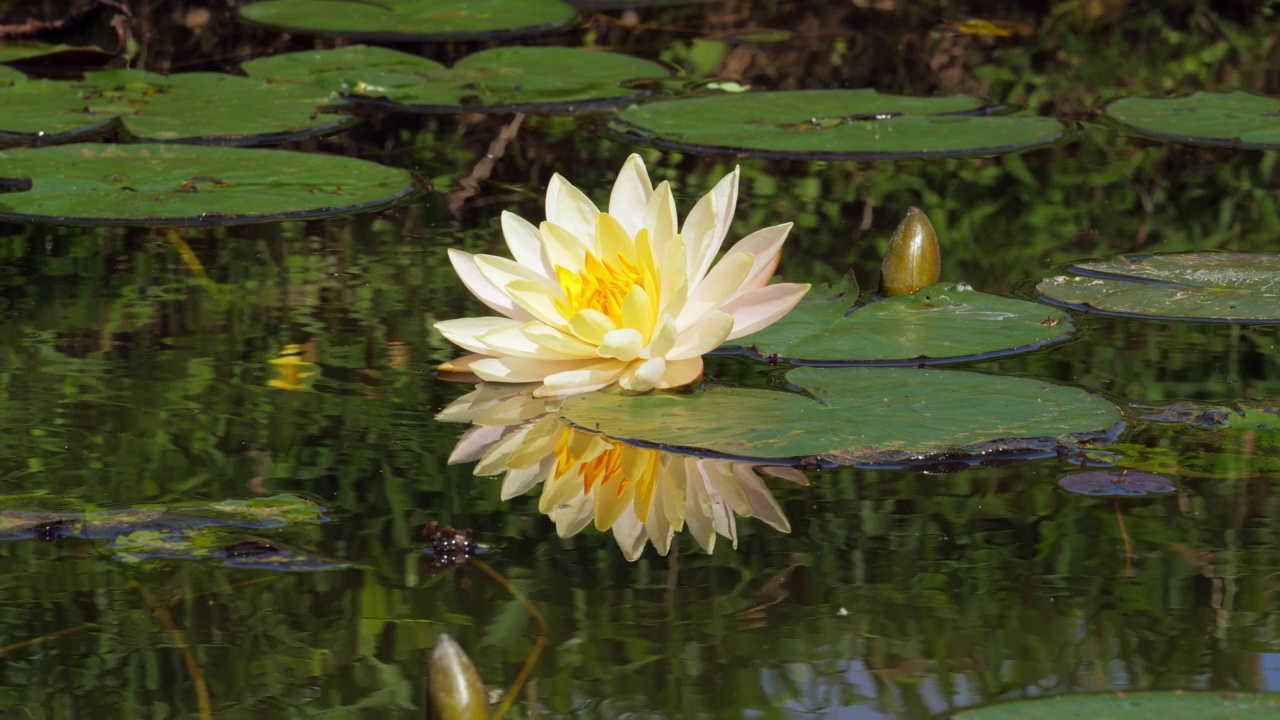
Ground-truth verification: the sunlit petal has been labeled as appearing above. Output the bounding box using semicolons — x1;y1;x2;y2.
435;317;524;356
669;310;734;359
501;211;553;279
448;249;533;321
545;173;599;241
723;223;792;290
720;282;810;340
608;154;654;237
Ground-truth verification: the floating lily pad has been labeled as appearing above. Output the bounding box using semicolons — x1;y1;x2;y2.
559;367;1120;465
112;528;349;571
1135;400;1278;430
1036;252;1280;322
0;40;118;66
952;691;1280;719
613;90;1064;159
0;68;351;146
238;0;576;41
243;45;667;113
1105;91;1280;150
1058;470;1175;496
724;278;1072;365
0;143;418;226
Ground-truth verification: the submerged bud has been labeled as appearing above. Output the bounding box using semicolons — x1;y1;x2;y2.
429;634;490;720
879;207;941;297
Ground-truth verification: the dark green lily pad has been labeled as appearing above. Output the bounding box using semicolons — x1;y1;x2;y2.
559;367;1120;465
0;143;418;226
1135;400;1278;430
0;68;352;146
724;278;1072;365
1058;470;1175;496
0;40;118;66
1105;91;1280;149
613;90;1064;159
1036;252;1280;322
951;691;1280;719
243;45;667;113
238;0;576;41
112;529;350;571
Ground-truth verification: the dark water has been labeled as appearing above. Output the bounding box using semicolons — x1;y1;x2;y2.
1;1;1279;718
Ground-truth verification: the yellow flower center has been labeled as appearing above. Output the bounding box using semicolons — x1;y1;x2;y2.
554;252;644;326
552;429;661;524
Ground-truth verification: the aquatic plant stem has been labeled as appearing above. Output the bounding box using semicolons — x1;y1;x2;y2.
472;558;546;720
134;582;214;720
1113;500;1134;577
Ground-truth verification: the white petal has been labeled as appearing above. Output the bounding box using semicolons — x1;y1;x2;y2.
669;310;735;359
611;509;649;562
501;211;554;279
733;464;791;533
550;493;595;538
619;357;665;392
568;309;617;346
598;328;645;361
474;254;563;303
435;317;524;356
723;223;791;291
504;279;573;329
448;249;533;321
536;360;628;397
654;357;703;390
518;323;599;358
470;356;591;383
674;251;754;333
545;173;600;242
686;166;740;283
468;322;593;359
500;456;553;500
642;181;678;258
447;425;507;464
608;154;654;238
720;283;810;341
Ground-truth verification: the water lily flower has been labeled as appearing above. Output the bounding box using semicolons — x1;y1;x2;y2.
439;384;806;560
435;155;809;397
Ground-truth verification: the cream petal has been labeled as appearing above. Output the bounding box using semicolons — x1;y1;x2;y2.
686;166;740;283
504;279;573;329
762;466;810;486
662;456;690;532
447;424;507;464
657;233;688;316
598;328;645;361
540;221;588;273
684;468;717;553
706;460;752;516
720;283;810;341
501;211;554;279
448;249;533;321
733;464;791;533
595;211;636;262
470;356;589;383
540;465;587;514
654;357;703;390
642;181;678;257
608;154;654;237
550;493;595;538
500;457;553;500
644;474;676;556
460;322;588;359
545;174;600;242
437;352;487;375
619;284;655;339
723;223;792;291
674;251;754;333
568;309;616;346
536;360;628;397
611;510;649;562
472;394;554;426
436;317;525;356
518;323;600;358
668;310;734;359
474;254;563;303
619;357;665;392
640;315;677;359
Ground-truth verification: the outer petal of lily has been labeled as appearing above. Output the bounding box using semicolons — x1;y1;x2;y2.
437;352;487;375
669;310;735;359
501;211;553;280
733;464;792;533
654;357;703;390
545;174;599;242
608;154;654;238
674;251;754;332
473;254;562;303
720;282;810;341
460;322;592;359
471;356;595;383
642;181;678;257
447;424;508;464
619;357;666;392
684;468;717;553
448;249;533;321
723;223;792;291
645;473;676;556
549;493;594;538
514;323;599;358
685;167;740;284
435;317;524;356
536;360;629;397
500;455;553;500
611;509;649;562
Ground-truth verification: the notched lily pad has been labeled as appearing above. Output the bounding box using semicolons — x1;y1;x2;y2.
613;89;1064;159
0;68;352;146
1058;470;1175;496
1036;252;1280;322
952;691;1280;719
559;367;1121;466
1105;91;1280;149
0;143;418;226
243;45;667;113
238;0;576;41
724;278;1072;365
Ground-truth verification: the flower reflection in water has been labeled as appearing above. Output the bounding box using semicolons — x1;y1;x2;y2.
439;384;806;561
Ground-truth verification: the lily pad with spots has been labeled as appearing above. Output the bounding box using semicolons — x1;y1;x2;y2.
559;367;1121;466
613;89;1064;159
242;45;667;113
238;0;576;41
1105;91;1280;150
1036;252;1280;322
951;691;1280;719
0;68;352;146
723;277;1072;365
0;143;418;226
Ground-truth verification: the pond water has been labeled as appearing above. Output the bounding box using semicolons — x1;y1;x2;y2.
1;1;1279;718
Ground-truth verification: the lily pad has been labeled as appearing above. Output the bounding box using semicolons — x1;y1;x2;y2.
559;367;1120;465
724;278;1072;365
1036;252;1280;322
238;0;576;41
112;529;349;571
1058;470;1175;496
1105;91;1280;149
0;143;418;226
243;45;667;113
951;691;1280;719
1135;400;1278;430
0;68;352;146
0;40;118;66
613;89;1064;159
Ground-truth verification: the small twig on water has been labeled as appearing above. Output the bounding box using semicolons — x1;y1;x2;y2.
448;113;525;215
1113;499;1134;577
134;582;213;719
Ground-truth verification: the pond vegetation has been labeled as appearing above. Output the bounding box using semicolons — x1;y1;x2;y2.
0;0;1278;717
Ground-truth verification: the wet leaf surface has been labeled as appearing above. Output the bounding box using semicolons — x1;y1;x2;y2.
1105;91;1280;149
1058;470;1175;496
953;691;1280;719
238;0;576;41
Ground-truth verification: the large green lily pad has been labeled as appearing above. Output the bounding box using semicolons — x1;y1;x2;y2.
951;691;1280;719
724;278;1072;365
1105;91;1280;149
238;0;576;41
243;45;666;113
0;68;351;146
559;367;1120;465
1036;252;1280;322
0;144;417;226
0;40;118;66
613;90;1064;159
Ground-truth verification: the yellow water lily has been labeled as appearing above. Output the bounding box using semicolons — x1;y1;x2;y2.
435;155;809;397
439;384;806;560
